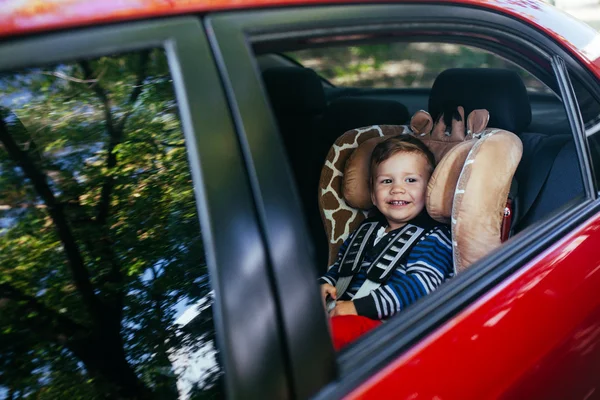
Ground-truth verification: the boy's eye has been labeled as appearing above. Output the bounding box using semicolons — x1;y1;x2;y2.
405;177;417;183
381;178;392;184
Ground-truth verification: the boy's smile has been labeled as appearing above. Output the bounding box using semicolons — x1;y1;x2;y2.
371;151;431;231
388;200;410;206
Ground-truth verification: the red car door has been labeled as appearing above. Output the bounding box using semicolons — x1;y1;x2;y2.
207;3;600;399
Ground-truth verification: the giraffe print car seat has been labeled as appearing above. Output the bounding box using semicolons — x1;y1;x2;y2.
318;106;523;273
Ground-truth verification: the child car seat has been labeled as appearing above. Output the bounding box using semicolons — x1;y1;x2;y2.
318;107;522;273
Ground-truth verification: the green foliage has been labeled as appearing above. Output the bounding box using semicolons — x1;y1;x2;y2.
288;42;550;91
0;49;221;399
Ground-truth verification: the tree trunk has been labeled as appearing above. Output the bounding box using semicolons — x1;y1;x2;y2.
70;329;154;400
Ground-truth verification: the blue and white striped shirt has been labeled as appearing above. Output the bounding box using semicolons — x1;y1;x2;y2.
319;222;453;320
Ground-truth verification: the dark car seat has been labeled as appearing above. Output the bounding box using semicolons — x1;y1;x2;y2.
428;68;583;232
262;66;327;190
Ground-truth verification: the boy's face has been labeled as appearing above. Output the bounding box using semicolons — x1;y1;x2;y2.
371;151;431;231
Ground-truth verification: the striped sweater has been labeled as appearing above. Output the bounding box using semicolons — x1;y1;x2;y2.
319;221;453;320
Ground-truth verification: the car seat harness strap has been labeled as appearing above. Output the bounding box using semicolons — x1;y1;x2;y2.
335;222;378;297
335;222;426;299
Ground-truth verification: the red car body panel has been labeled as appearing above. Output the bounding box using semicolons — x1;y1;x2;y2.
348;212;600;399
2;0;600;80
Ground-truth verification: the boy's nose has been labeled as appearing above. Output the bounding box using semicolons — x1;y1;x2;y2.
391;185;406;194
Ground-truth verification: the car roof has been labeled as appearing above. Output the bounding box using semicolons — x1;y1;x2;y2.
1;0;600;78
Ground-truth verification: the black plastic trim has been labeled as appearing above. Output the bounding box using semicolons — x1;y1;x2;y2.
205;16;337;400
0;18;290;400
206;3;600;399
204;18;298;400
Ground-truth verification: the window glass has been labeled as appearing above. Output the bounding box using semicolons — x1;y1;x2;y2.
287;42;550;92
573;73;600;189
0;49;223;399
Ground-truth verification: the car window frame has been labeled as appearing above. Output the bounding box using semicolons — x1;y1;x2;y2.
552;55;597;197
0;17;292;399
206;4;600;397
204;14;339;400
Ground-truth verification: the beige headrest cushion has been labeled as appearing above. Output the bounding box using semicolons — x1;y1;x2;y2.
452;129;522;272
427;140;476;224
343;135;387;210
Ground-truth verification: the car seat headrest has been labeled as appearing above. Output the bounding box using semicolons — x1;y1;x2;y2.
319;107;522;272
322;97;410;136
429;68;532;134
262;67;327;115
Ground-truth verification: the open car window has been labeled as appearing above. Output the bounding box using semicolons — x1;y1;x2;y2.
257;35;584;351
286;43;552;92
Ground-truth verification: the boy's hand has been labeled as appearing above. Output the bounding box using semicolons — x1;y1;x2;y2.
320;283;337;309
330;301;357;317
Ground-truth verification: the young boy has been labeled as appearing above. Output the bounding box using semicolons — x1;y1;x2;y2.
319;135;453;349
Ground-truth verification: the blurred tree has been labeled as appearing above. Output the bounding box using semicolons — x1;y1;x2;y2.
0;50;221;399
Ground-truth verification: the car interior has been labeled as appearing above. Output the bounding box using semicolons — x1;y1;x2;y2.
255;40;594;275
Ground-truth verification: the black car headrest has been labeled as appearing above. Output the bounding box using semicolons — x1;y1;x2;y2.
429;68;532;134
321;97;410;137
262;67;327;115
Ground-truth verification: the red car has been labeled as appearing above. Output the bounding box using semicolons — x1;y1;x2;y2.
1;0;600;399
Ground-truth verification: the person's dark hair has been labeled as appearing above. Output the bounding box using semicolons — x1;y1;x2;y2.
369;135;436;188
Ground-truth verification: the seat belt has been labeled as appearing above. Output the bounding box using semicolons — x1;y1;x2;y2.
334;222;379;297
514;136;568;230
